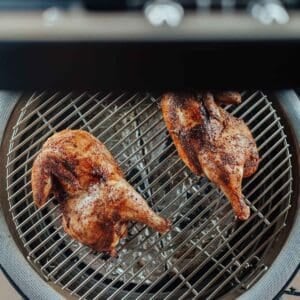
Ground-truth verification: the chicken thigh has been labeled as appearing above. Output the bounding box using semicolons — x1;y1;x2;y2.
32;129;171;256
161;92;259;220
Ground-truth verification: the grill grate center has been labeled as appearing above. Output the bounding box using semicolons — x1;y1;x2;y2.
6;91;292;299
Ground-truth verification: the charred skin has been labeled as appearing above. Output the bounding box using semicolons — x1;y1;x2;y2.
161;92;259;220
32;129;171;256
214;91;242;105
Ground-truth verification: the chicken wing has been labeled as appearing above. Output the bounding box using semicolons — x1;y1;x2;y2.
32;129;171;256
161;92;259;220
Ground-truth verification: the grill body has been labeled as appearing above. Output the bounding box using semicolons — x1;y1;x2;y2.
0;90;299;299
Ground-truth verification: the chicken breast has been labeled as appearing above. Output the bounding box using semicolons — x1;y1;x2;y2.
32;129;171;256
161;92;259;220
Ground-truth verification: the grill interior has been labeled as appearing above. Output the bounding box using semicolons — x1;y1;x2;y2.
6;91;292;299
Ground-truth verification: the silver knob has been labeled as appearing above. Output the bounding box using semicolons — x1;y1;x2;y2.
144;0;184;27
249;0;289;24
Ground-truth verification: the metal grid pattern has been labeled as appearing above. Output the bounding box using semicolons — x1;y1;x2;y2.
6;91;292;299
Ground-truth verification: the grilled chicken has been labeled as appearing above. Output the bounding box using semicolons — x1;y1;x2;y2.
32;129;171;256
214;91;242;105
161;92;259;220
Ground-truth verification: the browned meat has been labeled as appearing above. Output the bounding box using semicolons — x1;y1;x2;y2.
161;92;259;220
214;91;242;105
32;129;171;256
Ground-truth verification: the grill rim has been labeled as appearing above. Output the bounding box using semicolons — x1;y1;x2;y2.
0;90;299;300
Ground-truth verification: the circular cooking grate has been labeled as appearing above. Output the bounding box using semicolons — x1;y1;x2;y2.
6;91;292;299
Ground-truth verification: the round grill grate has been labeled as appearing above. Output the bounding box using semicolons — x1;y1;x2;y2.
6;91;292;299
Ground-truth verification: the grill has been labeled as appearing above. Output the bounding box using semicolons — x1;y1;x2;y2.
6;90;293;299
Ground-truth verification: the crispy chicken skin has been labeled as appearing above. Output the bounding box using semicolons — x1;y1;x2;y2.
214;91;242;105
32;129;171;256
161;92;259;220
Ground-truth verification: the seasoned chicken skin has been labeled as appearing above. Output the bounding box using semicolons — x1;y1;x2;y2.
214;91;242;105
32;129;171;256
161;92;259;220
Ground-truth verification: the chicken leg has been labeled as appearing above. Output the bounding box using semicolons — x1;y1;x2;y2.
32;129;171;256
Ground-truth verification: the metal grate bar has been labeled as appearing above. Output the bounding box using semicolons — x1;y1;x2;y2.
127;145;178;187
23;154;183;255
58;171;195;290
8;98;88;181
8;92;77;164
47;244;89;279
44;162;188;281
10;92;60;142
7;92;111;191
164;195;291;300
74;120;290;298
7;179;31;200
111;114;163;155
105;108;159;149
118;126;166;165
56;249;102;285
7;90;268;212
71;101;93;132
254;121;283;143
82;154;288;297
76;186;224;298
8;92;85;156
131;155;182;197
244;102;272;126
10;108;286;260
73;92;126;132
6;90;292;300
40;239;78;273
250;111;278;133
115;223;236;300
6;92;102;175
17;204;58;234
229;91;262;115
238;95;268;120
72;169;224;296
27;225;67;257
108;190;240;299
11;194;46;218
192;195;292;298
132;188;290;300
30;228;66;258
11;105;281;237
68;178;211;295
131;168;291;300
159;251;199;298
7;92;126;208
198;212;289;300
23;214;62;247
238;96;270;119
94;94;151;139
68;92;113;129
88;93;140;135
198;225;286;300
9;190;33;212
11;91;272;227
115;116;164;161
188;238;241;284
11;91;59;131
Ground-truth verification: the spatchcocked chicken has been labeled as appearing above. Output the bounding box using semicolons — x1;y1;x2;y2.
32;129;171;256
161;92;259;220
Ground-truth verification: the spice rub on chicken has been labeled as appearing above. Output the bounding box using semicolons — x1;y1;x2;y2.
161;92;259;220
32;129;171;256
